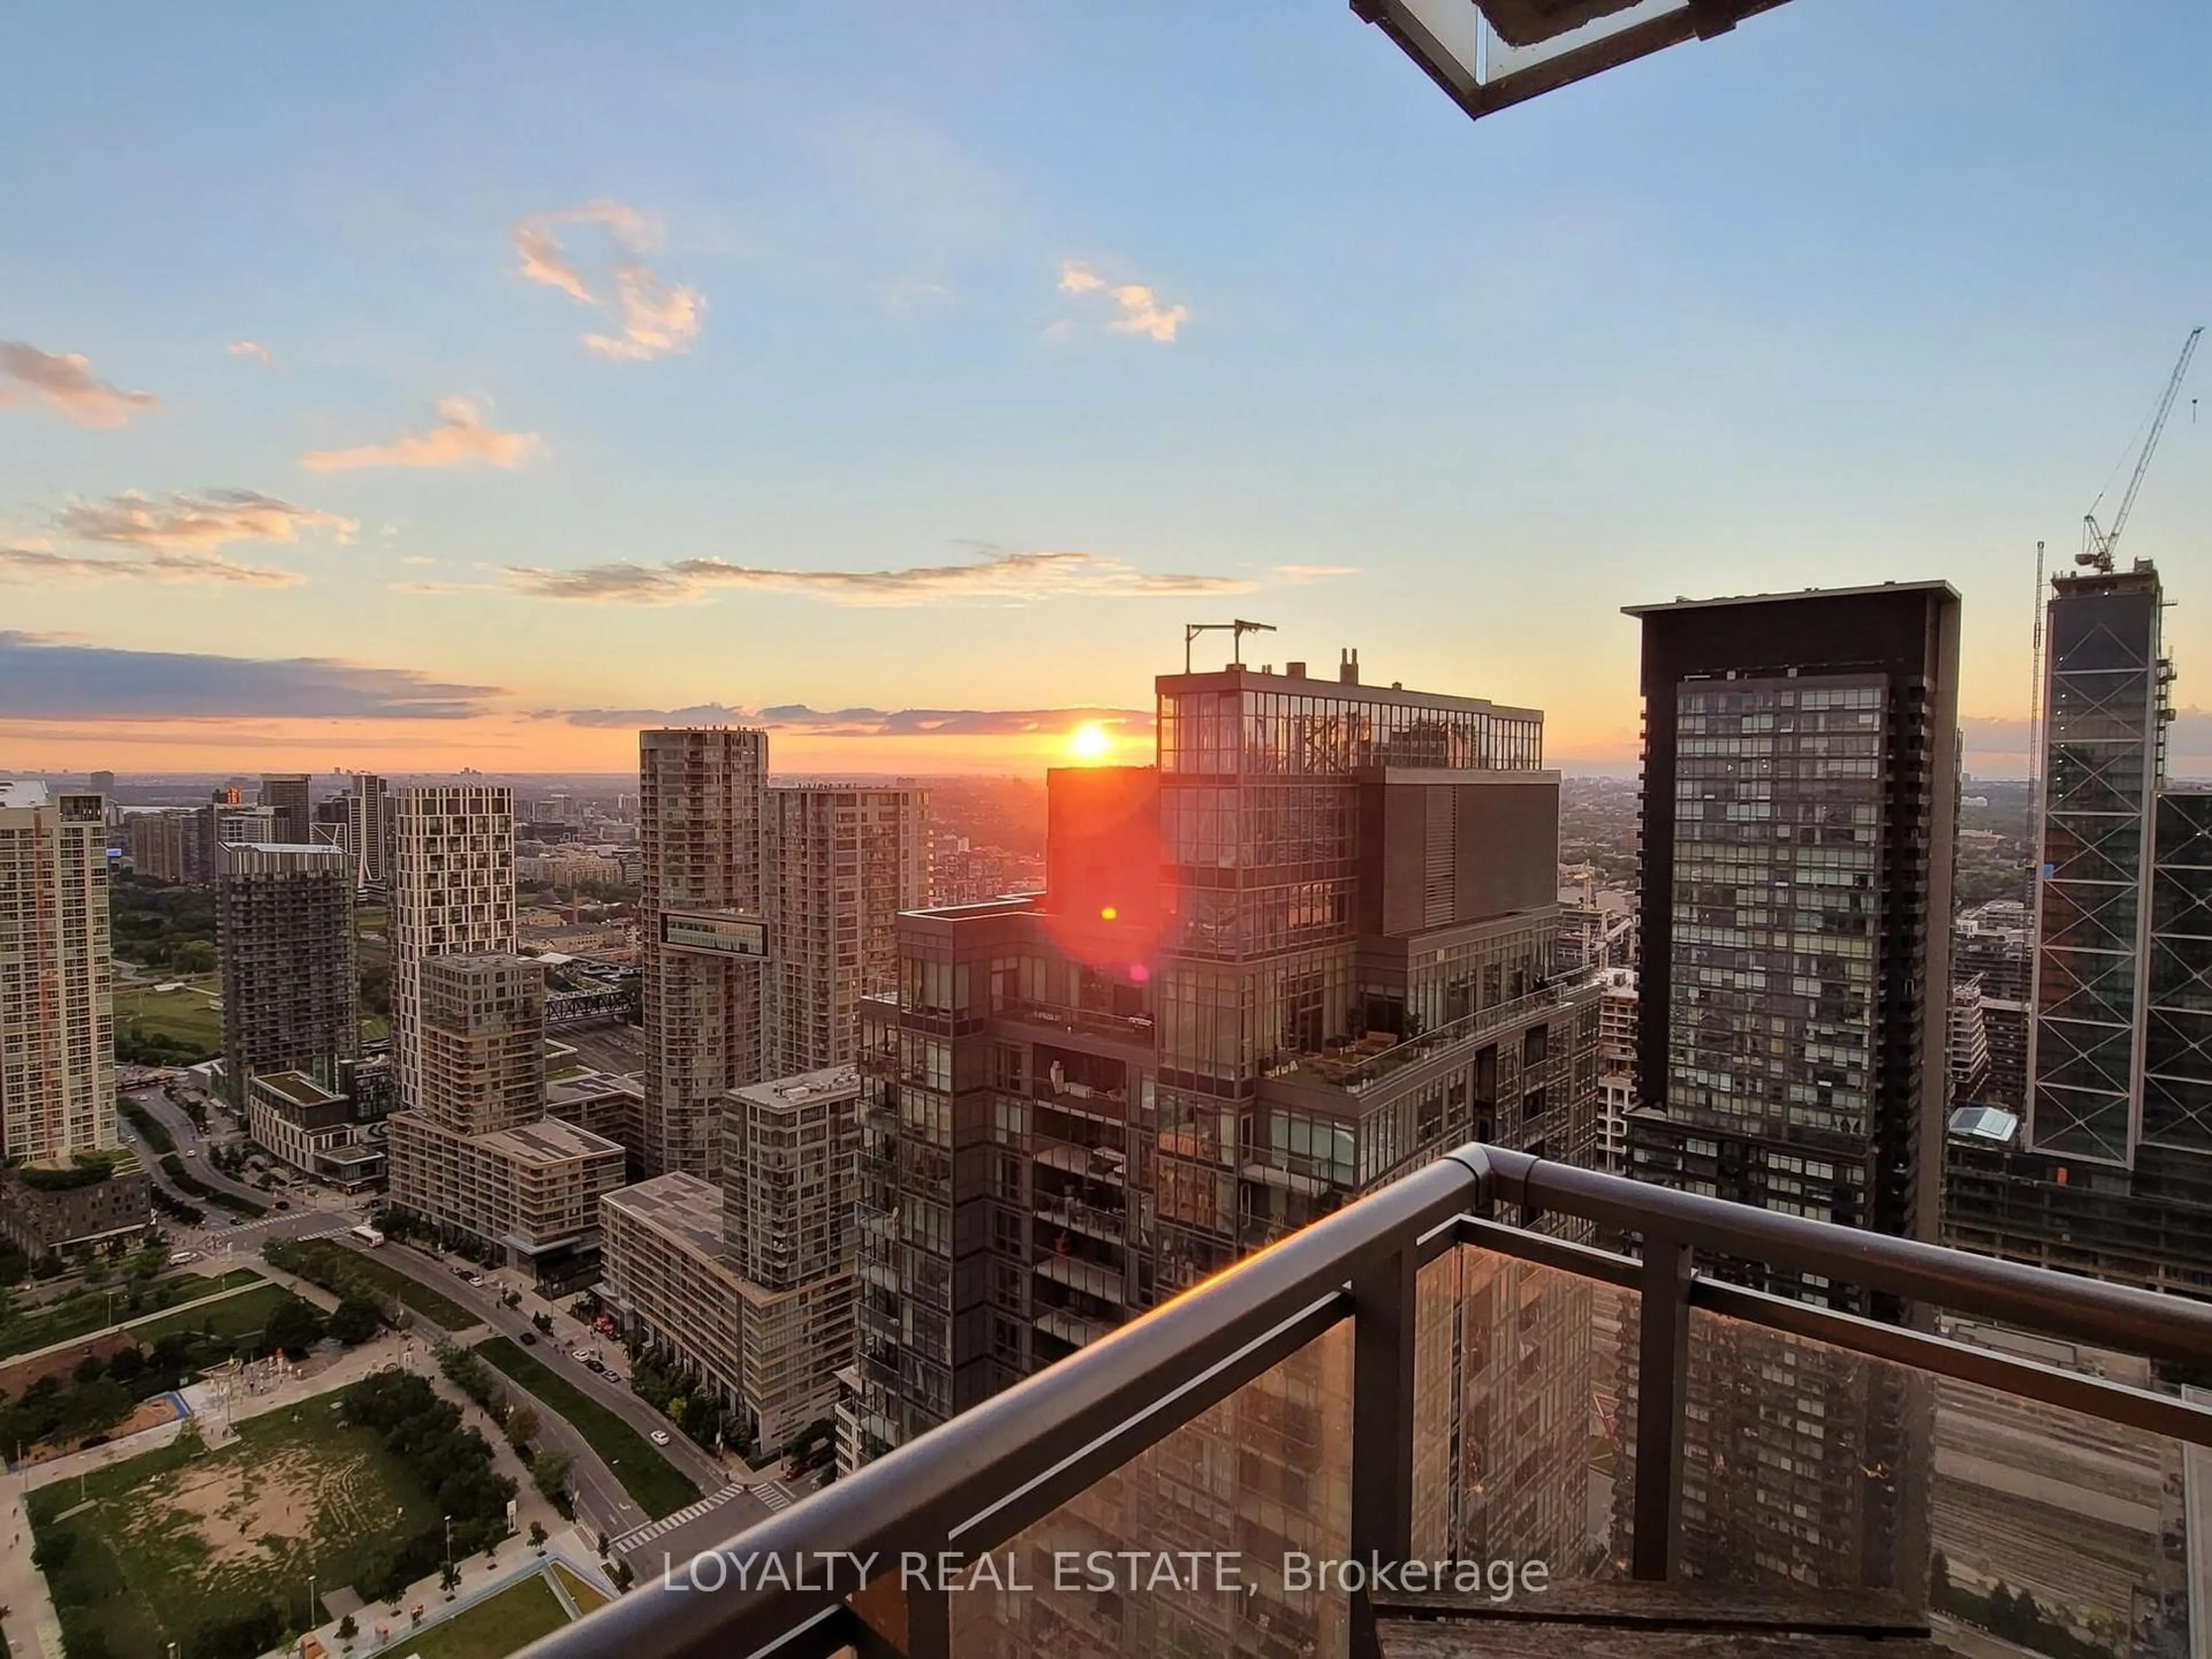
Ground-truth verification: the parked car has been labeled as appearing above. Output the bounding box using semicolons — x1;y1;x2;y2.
519;1332;537;1347
649;1430;671;1446
571;1349;591;1362
468;1275;486;1288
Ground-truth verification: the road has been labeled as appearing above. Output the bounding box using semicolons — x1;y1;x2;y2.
122;1083;270;1203
116;1090;368;1253
354;1238;731;1497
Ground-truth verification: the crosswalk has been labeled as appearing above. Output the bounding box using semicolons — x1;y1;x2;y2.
611;1482;753;1552
754;1481;793;1513
206;1215;351;1241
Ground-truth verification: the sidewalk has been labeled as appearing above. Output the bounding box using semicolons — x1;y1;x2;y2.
281;1529;619;1659
0;1466;59;1659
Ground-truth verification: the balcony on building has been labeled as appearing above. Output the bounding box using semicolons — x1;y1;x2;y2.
520;1133;2212;1659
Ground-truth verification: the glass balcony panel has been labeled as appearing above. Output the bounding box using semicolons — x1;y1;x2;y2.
1414;1245;1634;1582
1620;1302;2194;1659
947;1324;1350;1658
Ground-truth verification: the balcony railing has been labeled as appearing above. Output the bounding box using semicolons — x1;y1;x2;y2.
1267;968;1603;1094
520;1141;2212;1659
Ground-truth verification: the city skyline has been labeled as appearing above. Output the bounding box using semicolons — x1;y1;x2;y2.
6;4;2211;779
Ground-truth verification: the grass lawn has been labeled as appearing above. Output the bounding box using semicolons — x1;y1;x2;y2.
128;1279;300;1347
26;1404;441;1659
474;1338;700;1520
550;1562;609;1616
113;982;223;1059
402;1575;571;1659
0;1267;265;1362
276;1240;476;1331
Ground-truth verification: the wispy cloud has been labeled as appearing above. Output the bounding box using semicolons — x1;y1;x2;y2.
584;267;704;361
1056;260;1190;343
551;700;1154;738
0;631;498;720
0;544;299;587
880;278;950;317
514;200;705;361
301;398;544;472
1274;564;1359;584
227;340;275;366
0;340;160;427
58;489;356;551
495;547;1256;608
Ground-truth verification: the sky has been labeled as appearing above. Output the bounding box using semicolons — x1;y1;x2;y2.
3;1;2210;780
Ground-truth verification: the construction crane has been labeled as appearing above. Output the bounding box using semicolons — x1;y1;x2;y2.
1183;619;1275;672
2079;326;2203;573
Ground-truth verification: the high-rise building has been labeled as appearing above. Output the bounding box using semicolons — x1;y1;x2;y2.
323;772;394;892
0;783;117;1165
639;728;767;1179
130;808;217;885
1951;902;2031;1111
1596;965;1638;1172
760;786;929;1079
89;771;114;796
415;955;547;1134
258;774;312;846
387;952;624;1283
722;1063;861;1448
389;785;516;1114
1620;580;1961;1589
844;647;1600;1655
215;842;358;1105
1946;562;2212;1300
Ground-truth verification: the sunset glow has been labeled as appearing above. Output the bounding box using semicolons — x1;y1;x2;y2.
1066;722;1114;763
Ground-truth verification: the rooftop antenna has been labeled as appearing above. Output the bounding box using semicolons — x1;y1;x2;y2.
1184;619;1275;673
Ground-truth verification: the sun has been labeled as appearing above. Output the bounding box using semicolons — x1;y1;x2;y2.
1067;721;1113;762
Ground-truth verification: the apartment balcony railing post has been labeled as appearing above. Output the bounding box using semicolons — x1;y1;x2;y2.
849;1573;949;1659
1349;1240;1417;1658
1631;1228;1693;1581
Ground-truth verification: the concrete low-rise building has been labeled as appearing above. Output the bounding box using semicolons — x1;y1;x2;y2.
387;1112;625;1288
0;1154;150;1257
597;1064;862;1453
246;1070;387;1189
599;1172;747;1407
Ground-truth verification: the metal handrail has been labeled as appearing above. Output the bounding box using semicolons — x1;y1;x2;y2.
518;1142;2212;1659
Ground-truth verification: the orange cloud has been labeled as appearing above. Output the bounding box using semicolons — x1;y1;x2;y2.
300;398;544;472
59;489;355;551
496;547;1255;608
0;545;298;586
516;200;704;361
0;340;160;427
584;267;704;362
1055;260;1188;342
228;340;275;366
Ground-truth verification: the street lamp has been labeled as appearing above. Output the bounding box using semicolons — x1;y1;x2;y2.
307;1575;317;1631
443;1513;452;1571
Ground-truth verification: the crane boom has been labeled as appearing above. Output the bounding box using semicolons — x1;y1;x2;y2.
2082;325;2203;571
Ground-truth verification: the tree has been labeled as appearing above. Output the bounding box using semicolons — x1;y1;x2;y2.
173;940;217;975
336;1614;358;1645
529;1521;547;1554
611;1560;634;1593
328;1295;383;1346
440;1562;460;1599
265;1295;323;1357
506;1406;540;1449
532;1449;573;1503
